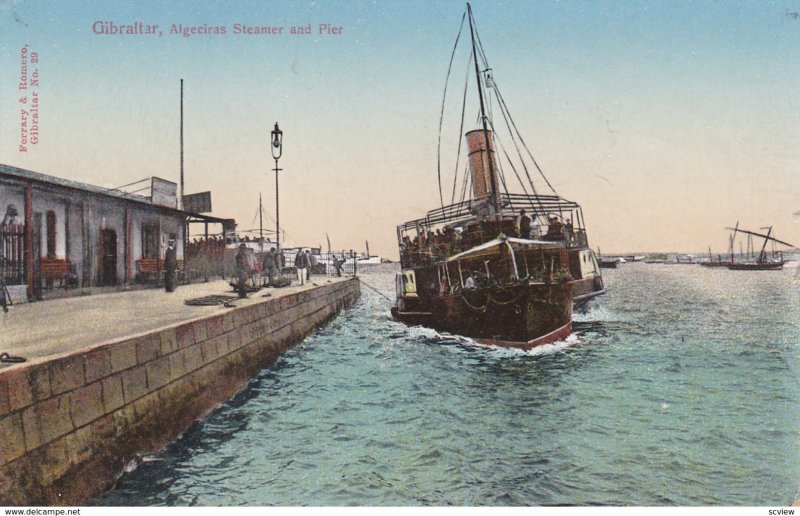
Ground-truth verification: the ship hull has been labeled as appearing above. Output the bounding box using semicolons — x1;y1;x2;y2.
392;281;573;349
475;321;572;349
726;261;785;271
571;275;605;306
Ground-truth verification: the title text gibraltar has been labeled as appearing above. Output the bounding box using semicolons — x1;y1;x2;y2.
91;21;344;37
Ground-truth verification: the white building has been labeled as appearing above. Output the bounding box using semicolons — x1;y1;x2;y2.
0;164;226;299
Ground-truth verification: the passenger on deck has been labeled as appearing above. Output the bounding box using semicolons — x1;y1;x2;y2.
450;228;462;253
518;209;532;239
546;216;564;240
531;216;542;238
464;273;477;291
399;242;409;267
552;218;564;239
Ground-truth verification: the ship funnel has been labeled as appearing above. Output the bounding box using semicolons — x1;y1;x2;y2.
465;129;500;201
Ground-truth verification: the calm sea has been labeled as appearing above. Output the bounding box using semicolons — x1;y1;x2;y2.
98;262;800;506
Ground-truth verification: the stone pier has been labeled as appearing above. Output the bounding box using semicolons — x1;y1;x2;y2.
0;277;360;505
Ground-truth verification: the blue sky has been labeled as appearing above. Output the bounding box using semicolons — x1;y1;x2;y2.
1;0;799;255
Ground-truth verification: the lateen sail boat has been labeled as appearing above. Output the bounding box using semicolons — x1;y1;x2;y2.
724;226;794;270
390;3;605;349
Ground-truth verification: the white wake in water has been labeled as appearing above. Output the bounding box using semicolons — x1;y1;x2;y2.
475;333;583;357
404;325;445;341
405;324;582;357
573;304;617;323
523;333;582;356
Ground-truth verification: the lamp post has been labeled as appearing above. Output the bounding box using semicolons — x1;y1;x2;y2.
271;122;283;253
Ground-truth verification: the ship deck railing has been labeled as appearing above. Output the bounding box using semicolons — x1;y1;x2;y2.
396;193;586;233
399;230;588;269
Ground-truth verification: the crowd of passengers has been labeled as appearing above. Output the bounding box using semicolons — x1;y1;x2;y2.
184;235;227;278
400;210;582;268
408;250;572;298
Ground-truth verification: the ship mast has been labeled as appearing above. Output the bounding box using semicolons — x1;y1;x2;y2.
467;3;500;218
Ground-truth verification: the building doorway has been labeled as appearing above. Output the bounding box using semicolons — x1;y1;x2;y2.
32;212;42;299
99;228;117;286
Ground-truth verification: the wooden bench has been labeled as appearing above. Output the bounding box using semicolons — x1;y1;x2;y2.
40;258;75;289
135;258;185;284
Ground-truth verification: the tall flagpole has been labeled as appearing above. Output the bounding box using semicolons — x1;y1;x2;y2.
180;79;184;210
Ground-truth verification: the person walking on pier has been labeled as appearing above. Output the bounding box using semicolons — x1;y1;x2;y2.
333;254;344;277
295;249;309;285
164;239;178;293
263;248;276;286
305;249;313;281
235;243;250;298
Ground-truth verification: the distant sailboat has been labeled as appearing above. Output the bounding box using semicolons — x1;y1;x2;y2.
724;226;793;271
358;240;382;264
598;248;618;269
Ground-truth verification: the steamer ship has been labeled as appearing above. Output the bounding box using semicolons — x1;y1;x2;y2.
390;4;604;349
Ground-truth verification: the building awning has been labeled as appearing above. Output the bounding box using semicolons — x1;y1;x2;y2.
186;214;233;224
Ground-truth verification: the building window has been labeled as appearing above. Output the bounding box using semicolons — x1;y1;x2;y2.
46;210;56;259
142;224;158;259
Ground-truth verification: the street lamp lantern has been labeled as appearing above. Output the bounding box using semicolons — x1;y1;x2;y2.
271;122;283;160
271;122;284;255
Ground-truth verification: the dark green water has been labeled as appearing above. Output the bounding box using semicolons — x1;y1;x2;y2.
98;263;800;506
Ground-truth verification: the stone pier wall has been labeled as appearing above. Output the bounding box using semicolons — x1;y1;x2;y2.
0;278;360;505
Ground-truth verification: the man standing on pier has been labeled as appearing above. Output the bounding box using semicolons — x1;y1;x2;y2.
295;249;309;285
263;248;276;286
333;254;344;277
235;243;250;298
164;239;178;293
305;249;314;281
